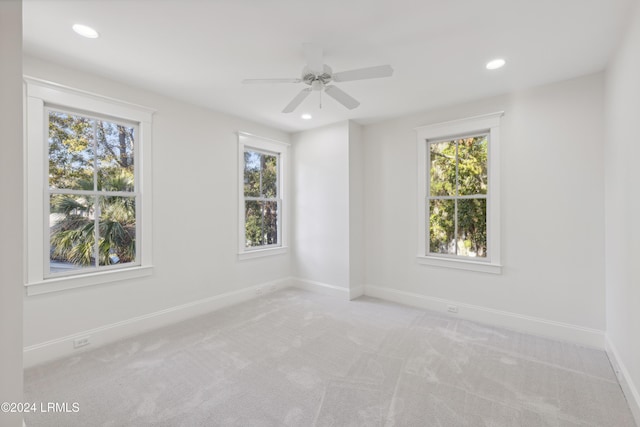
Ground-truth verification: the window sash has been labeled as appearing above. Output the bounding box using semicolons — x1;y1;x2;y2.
243;199;281;249
242;146;281;249
426;133;490;260
243;147;280;199
44;106;141;278
45;194;141;278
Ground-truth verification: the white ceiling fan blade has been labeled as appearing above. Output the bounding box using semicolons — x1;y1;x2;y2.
303;43;324;74
332;65;394;82
324;85;360;110
282;88;312;113
242;78;302;84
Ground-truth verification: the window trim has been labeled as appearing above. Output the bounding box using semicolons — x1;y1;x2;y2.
415;112;503;274
24;77;155;295
237;131;289;259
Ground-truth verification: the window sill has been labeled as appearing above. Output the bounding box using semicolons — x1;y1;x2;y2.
238;246;288;260
25;265;154;296
417;256;502;274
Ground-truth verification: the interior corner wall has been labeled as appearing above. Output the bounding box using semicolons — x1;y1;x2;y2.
21;56;292;365
348;122;365;298
362;73;606;343
0;1;24;425
604;0;640;419
292;122;350;291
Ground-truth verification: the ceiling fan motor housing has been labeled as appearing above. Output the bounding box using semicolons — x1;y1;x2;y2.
302;65;333;89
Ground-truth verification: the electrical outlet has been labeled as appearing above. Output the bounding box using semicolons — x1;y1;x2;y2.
73;336;90;349
447;305;459;314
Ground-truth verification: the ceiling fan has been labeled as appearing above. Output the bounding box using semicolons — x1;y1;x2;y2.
242;44;393;113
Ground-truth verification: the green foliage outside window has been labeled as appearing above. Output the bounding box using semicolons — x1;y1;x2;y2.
429;136;487;257
244;150;279;247
48;111;136;270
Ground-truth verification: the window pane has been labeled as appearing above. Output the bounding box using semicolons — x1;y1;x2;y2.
49;194;96;273
245;200;263;247
429;199;455;255
429;141;456;196
458;136;488;196
262;154;278;198
48;111;94;190
97;120;135;192
244;200;279;248
98;196;136;266
244;151;261;197
263;201;278;245
457;198;487;258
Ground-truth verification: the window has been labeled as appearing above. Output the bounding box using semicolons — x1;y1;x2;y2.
25;78;154;295
244;150;279;247
416;112;503;274
238;132;289;259
429;134;488;257
47;109;138;275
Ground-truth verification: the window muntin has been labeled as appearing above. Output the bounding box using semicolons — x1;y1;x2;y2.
46;107;139;276
427;134;488;259
243;148;280;249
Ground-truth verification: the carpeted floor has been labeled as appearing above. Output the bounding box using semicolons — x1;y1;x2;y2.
24;288;636;426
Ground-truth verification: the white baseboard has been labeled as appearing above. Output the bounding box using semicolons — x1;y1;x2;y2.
364;285;605;349
24;279;609;369
291;278;350;300
606;336;640;425
23;277;295;368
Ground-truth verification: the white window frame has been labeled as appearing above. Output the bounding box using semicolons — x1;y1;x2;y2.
416;112;503;274
24;77;155;295
237;131;289;260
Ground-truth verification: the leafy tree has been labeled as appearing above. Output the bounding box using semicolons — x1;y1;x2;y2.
429;136;487;257
48;111;136;268
244;151;278;247
50;189;136;266
48;112;93;189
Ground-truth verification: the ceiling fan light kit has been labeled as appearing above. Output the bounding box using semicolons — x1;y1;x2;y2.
242;44;393;114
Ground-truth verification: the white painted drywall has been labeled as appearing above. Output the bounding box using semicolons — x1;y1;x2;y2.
292;122;350;289
363;73;606;332
22;57;292;356
0;1;24;425
348;122;365;297
604;0;640;418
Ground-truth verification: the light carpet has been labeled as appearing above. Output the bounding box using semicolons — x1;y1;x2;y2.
24;288;637;426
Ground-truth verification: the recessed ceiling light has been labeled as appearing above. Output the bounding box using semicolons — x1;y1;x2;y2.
486;58;506;70
72;24;99;39
301;113;312;120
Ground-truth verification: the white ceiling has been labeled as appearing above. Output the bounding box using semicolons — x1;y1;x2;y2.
23;0;635;133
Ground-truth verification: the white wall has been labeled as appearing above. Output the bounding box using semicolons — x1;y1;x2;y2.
604;0;640;420
0;1;24;426
363;73;606;345
292;122;350;290
348;122;365;298
22;56;292;364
